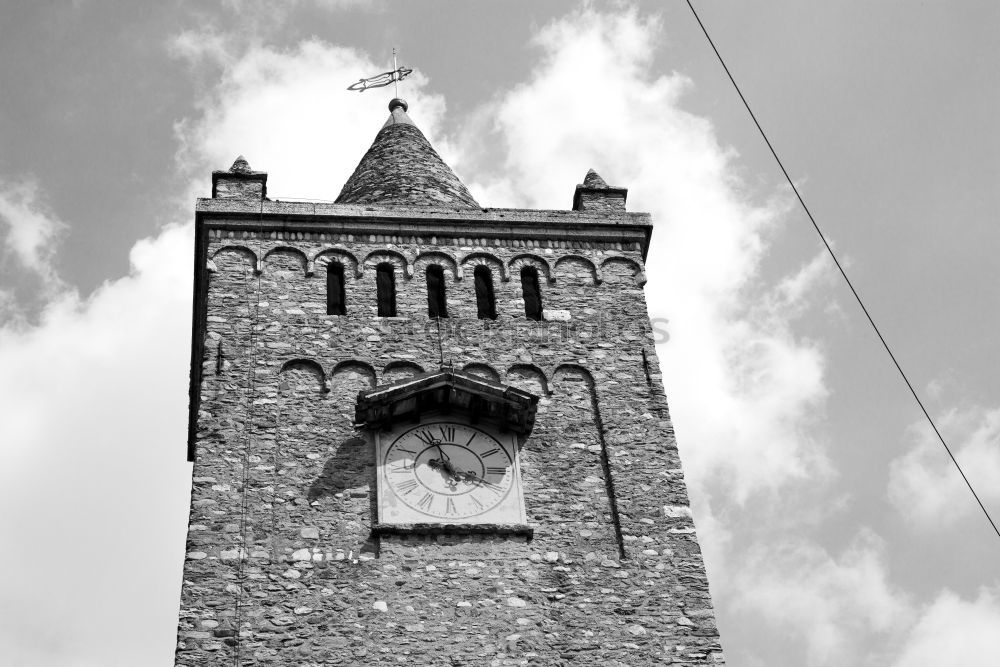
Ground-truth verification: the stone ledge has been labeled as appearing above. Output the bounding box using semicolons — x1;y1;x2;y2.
197;213;652;258
373;522;534;538
196;197;651;227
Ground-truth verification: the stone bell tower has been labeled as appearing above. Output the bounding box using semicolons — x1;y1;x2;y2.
176;98;725;665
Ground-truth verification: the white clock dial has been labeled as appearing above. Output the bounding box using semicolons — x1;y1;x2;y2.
383;422;514;519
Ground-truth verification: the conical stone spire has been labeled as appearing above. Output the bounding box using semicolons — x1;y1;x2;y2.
336;99;479;208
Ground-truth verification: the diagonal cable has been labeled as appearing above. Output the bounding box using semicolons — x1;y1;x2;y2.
685;0;1000;540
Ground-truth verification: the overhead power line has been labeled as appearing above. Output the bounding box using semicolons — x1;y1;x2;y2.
684;0;1000;541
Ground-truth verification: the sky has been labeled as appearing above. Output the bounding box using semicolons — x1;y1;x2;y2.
1;1;999;665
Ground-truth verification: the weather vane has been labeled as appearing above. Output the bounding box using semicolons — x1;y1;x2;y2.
347;48;413;97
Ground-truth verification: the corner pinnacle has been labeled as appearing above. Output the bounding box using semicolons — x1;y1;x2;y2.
230;156;251;174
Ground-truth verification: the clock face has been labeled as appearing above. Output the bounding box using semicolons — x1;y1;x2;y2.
382;422;515;520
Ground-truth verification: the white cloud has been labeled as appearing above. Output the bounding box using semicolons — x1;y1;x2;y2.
169;0;378;69
732;531;910;666
925;378;945;401
888;405;1000;526
766;249;837;320
890;587;1000;667
0;178;68;320
0;222;193;665
168;27;236;68
0;179;63;270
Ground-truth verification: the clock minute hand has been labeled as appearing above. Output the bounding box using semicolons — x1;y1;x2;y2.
457;469;503;493
451;468;483;484
433;441;451;462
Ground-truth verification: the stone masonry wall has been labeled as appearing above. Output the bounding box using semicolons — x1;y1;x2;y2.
176;226;724;666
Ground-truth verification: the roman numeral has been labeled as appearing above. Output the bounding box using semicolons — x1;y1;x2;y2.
395;447;416;455
486;466;506;476
439;426;455;443
464;433;476;447
417;493;433;510
480;447;500;458
390;462;413;473
413;430;436;445
478;479;503;494
395;479;418;495
445;498;457;515
469;495;484;511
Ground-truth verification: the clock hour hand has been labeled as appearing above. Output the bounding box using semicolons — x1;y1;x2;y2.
427;455;459;479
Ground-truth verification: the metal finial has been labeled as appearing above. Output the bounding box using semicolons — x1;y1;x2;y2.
347;48;413;93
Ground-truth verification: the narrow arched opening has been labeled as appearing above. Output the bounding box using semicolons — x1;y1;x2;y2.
326;261;346;315
474;265;497;320
520;266;542;321
426;264;447;318
376;262;397;317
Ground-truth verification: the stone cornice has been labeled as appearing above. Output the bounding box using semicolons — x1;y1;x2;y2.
195;198;653;257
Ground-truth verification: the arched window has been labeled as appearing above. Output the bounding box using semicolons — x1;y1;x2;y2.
426;264;447;318
326;261;346;315
520;266;542;321
474;265;497;320
376;262;397;317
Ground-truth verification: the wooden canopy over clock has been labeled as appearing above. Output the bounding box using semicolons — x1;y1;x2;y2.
355;366;539;534
354;365;539;436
